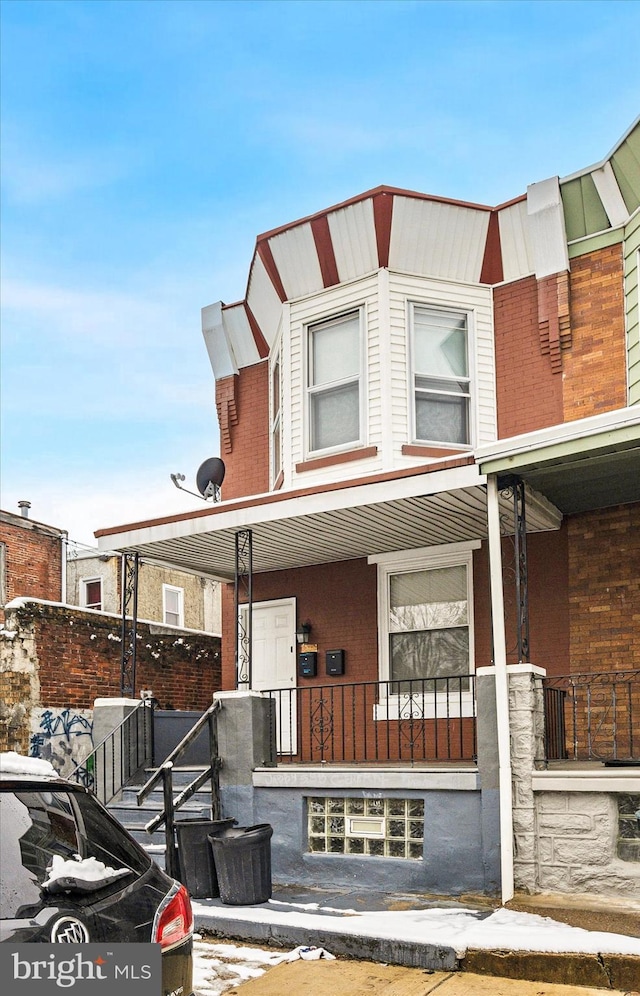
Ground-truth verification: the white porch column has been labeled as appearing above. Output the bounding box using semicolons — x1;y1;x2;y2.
486;475;515;903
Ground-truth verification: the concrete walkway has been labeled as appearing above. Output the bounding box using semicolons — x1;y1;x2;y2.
223;961;638;996
192;886;640;991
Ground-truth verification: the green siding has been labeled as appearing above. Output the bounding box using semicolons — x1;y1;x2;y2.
562;174;610;241
612;125;640;215
625;210;640;405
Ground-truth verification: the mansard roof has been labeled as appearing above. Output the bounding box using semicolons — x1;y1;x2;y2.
202;118;639;380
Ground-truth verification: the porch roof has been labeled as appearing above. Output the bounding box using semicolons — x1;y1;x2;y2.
96;460;561;581
476;408;640;515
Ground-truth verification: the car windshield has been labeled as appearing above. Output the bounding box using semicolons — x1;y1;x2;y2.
1;788;148;919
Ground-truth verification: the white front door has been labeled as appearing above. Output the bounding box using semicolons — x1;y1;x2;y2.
240;598;297;754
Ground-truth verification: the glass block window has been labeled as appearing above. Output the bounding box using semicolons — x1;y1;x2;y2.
307;797;424;859
617;794;640;862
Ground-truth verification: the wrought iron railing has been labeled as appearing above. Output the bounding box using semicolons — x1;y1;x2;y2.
264;676;477;764
137;700;222;879
543;670;640;762
70;699;155;805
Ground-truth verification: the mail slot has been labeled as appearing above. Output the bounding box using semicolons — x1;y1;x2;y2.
299;651;317;677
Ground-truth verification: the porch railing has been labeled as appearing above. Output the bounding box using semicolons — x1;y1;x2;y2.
543;669;640;762
70;699;155;805
264;676;477;764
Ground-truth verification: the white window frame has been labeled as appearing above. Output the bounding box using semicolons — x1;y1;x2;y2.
409;302;474;448
305;307;365;457
369;542;480;719
162;584;184;628
81;576;103;611
270;342;282;485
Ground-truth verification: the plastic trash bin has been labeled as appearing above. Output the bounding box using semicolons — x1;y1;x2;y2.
209;823;273;905
175;818;237;899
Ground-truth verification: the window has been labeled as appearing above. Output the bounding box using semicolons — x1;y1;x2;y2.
389;564;469;690
271;348;282;482
307;310;362;453
307;797;424;859
163;585;184;627
81;577;102;611
371;543;478;717
411;305;470;446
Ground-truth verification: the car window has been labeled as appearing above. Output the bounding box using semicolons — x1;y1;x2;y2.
73;791;150;876
0;790;80;918
1;788;150;920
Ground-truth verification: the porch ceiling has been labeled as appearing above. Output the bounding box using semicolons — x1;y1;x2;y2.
97;467;561;581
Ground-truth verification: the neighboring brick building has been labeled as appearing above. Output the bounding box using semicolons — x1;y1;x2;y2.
0;506;222;770
97;120;640;901
0;505;67;623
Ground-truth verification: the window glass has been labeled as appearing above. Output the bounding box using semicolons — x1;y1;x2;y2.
310;383;359;451
413;306;470;445
388;565;469;687
308;310;361;453
83;579;102;610
310;314;359;386
163;585;183;627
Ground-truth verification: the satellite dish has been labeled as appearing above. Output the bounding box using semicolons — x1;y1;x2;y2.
196;457;225;500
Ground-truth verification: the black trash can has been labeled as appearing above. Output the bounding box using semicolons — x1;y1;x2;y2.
209;823;273;905
175;818;237;899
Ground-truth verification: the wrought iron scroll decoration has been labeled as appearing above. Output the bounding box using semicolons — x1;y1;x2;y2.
235;528;253;687
120;551;139;696
497;475;530;663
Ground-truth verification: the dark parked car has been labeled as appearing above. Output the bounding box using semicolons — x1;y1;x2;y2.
0;755;194;996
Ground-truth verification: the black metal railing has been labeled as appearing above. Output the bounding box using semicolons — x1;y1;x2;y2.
543;670;640;762
137;700;222;879
70;699;155;805
265;676;477;764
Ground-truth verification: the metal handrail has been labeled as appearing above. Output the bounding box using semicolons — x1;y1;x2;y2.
70;699;154;805
136;699;222;879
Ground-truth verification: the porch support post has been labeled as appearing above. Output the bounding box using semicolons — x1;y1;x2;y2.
486;475;515;903
235;528;253;687
120;552;139;697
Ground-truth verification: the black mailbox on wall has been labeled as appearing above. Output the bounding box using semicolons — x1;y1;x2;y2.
299;652;317;678
326;649;345;676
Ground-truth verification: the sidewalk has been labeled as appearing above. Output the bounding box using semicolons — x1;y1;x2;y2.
223;961;638;996
192;885;640;991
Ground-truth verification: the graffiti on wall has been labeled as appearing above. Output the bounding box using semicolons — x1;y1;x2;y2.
30;707;93;779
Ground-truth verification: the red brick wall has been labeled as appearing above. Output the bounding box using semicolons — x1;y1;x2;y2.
221;559;379;689
221;535;570;690
8;602;221;711
472;530;569;675
493;276;564;438
218;362;269;500
563;245;627;422
568;503;640;672
0;517;63;620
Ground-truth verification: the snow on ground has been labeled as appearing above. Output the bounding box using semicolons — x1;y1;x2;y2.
192;938;331;995
192;898;640;966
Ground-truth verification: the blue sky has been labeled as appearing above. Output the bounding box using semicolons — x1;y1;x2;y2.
1;0;638;546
